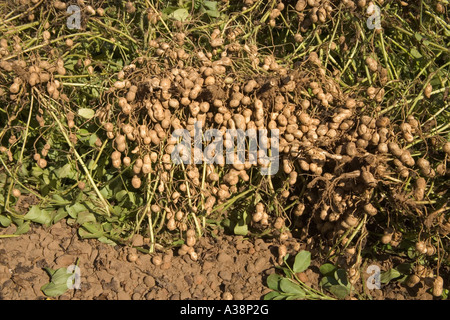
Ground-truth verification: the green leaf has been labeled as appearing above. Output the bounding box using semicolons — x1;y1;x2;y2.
100;185;113;199
82;221;102;234
441;289;448;300
14;221;30;235
203;0;218;11
87;159;98;171
170;8;189;21
51;268;71;284
115;190;128;202
78;228;100;239
172;240;185;247
335;269;348;287
263;291;281;300
89;134;99;147
397;275;408;284
320;275;339;288
23;206;52;225
78;108;95;119
233;209;249;236
320;263;337;276
410;48;422;59
52;194;66;204
407;246;418;259
233;220;248;235
90;87;100;98
414;33;423;41
281;267;292;278
83;200;98;213
128;192;136;205
328;285;350;299
98;236;116;245
381;268;402;284
253;193;262;205
78;222;103;238
161;5;178;16
112;205;124;216
205;9;220;18
321;271;350;299
43;267;56;277
66;203;87;219
41;281;70;297
41;267;72;297
279;278;305;297
275;265;292;278
76;211;97;225
286;294;305;300
293;250;311;273
53;208;68;224
54;163;76;179
0;172;6;185
267;273;283;291
77;129;90;137
102;222;113;232
221;218;231;230
0;214;12;227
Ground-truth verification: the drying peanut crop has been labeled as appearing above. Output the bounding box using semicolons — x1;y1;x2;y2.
0;0;449;300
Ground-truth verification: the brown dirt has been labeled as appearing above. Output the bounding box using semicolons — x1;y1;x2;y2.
0;220;279;300
0;221;443;300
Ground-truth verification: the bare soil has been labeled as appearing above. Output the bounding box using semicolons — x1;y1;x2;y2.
0;220;280;300
0;220;440;300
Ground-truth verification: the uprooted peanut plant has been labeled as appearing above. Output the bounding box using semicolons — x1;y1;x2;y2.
0;0;449;298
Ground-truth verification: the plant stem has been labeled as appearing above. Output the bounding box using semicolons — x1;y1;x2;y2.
180;161;202;238
284;262;335;300
35;89;111;217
